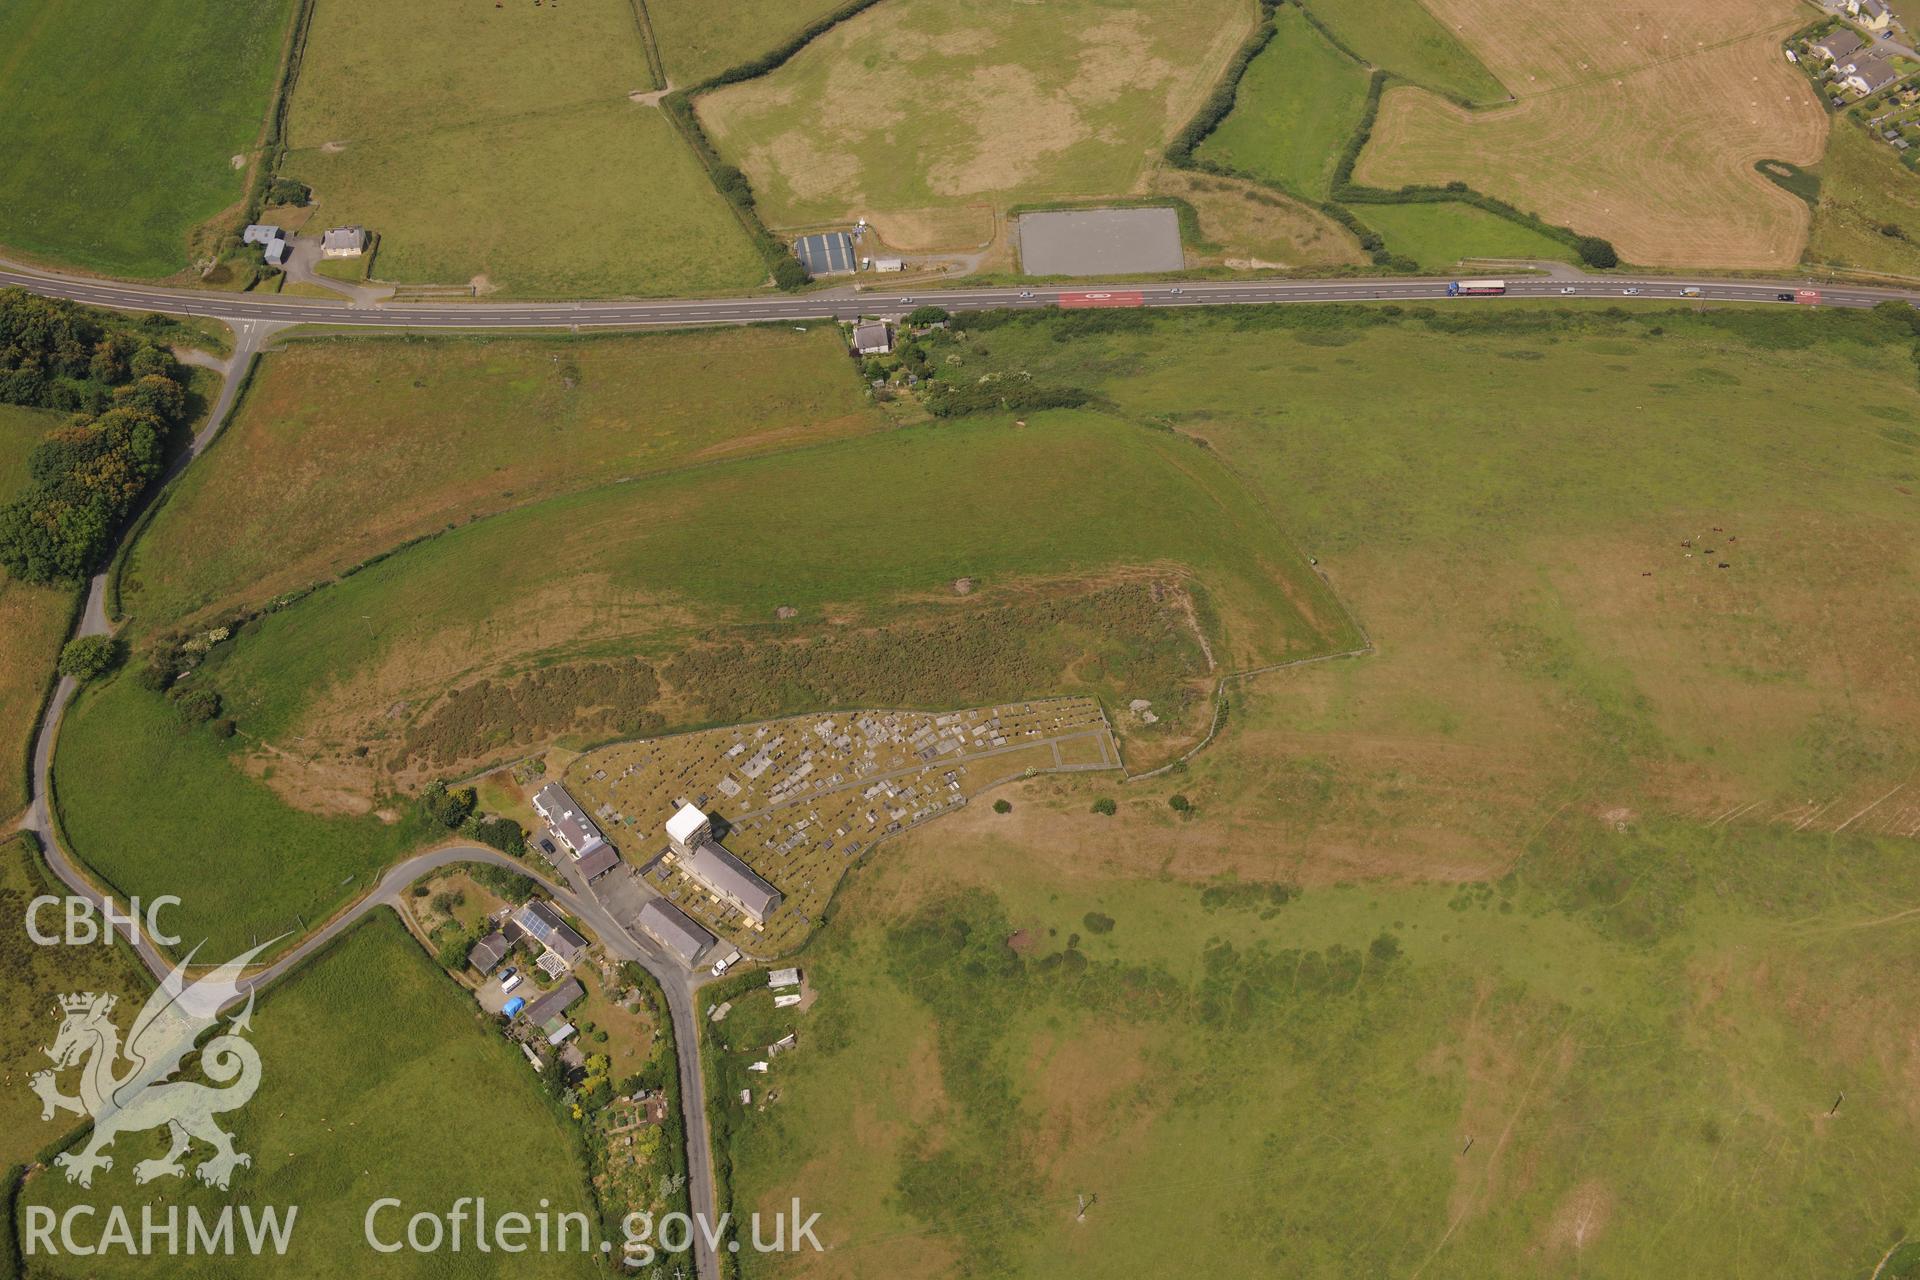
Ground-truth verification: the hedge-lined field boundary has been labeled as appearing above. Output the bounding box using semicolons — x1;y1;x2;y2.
1163;0;1621;271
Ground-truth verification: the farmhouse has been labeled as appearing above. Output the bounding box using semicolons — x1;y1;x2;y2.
321;225;368;257
533;782;621;881
509;899;589;968
468;931;509;974
665;803;783;925
852;321;892;355
241;224;281;247
1813;29;1866;63
636;898;716;966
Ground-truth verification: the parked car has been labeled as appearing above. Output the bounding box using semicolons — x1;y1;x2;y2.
502;995;526;1018
499;968;521;994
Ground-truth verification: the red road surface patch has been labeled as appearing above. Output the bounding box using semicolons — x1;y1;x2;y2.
1059;290;1145;309
1796;289;1820;304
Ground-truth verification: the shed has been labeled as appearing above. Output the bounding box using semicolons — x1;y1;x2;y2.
242;224;282;247
263;240;290;266
871;256;904;272
768;967;802;990
575;842;621;881
468;931;509;974
521;977;586;1029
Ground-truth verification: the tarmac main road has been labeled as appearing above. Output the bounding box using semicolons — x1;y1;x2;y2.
4;256;1919;332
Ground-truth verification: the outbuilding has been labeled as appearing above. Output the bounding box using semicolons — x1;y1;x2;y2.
468;931;509;974
637;898;717;966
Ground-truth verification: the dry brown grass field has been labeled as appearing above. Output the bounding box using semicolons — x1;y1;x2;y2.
1354;0;1827;267
118;327;883;630
1146;169;1368;268
696;0;1252;239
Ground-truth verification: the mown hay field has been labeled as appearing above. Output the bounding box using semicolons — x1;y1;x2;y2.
0;0;295;277
281;0;763;295
697;0;1252;242
1304;0;1505;102
120;327;883;628
0;404;78;819
20;913;599;1278
646;0;850;86
1353;0;1828;267
1196;5;1372;200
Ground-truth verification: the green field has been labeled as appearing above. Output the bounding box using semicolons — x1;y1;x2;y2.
647;0;850;86
0;403;77;818
18;912;600;1278
904;304;1920;857
719;799;1920;1278
0;834;151;1174
72;371;1352;960
53;672;428;959
281;0;763;295
1807;124;1920;278
0;0;294;277
1358;199;1578;267
1302;0;1506;103
708;302;1920;1277
204;411;1351;745
1196;6;1372;200
119;327;883;628
697;0;1250;229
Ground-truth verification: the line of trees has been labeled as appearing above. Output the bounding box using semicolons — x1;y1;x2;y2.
0;290;194;584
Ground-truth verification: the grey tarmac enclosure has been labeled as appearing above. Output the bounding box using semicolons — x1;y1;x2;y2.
1016;207;1185;276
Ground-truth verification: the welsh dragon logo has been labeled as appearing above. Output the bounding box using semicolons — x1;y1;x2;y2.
30;941;274;1190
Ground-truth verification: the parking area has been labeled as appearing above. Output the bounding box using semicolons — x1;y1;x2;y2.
1016;207;1184;277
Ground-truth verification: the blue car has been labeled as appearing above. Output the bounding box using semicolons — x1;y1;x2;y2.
502;995;526;1018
